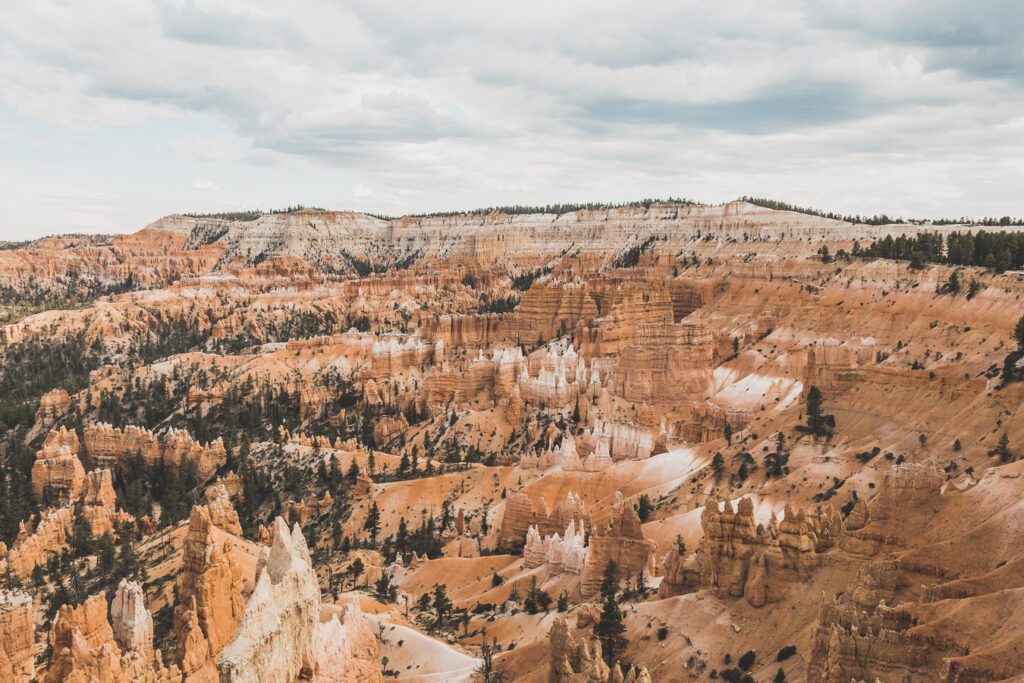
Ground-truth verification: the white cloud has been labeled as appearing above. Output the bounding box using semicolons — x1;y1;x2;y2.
190;178;220;191
0;0;1022;238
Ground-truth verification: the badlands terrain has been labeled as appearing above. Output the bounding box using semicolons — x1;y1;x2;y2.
1;199;1023;682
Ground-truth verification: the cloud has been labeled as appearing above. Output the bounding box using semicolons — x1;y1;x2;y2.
0;0;1021;238
190;178;220;191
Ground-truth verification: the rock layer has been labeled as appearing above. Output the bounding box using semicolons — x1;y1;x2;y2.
218;517;320;682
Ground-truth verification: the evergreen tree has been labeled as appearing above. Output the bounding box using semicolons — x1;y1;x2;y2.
594;592;627;665
364;502;381;544
432;584;452;625
600;560;619;600
805;386;826;436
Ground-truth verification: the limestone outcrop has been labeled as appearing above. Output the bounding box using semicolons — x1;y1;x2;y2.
46;594;125;683
203;483;243;536
580;494;656;598
548;617;653;683
1;506;74;577
0;590;35;682
83;423;227;480
658;496;843;606
173;505;246;680
524;520;588;574
218;517;320;682
311;599;384;683
31;426;86;504
499;491;588;550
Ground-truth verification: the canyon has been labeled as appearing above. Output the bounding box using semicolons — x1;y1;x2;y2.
0;200;1022;682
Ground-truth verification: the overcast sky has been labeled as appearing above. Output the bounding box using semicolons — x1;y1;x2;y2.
1;0;1022;239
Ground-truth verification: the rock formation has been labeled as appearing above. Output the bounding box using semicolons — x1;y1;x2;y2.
580;494;656;598
173;505;246;680
311;599;384;683
43;584;177;683
83;423;227;480
31;426;86;504
842;462;944;557
111;579;153;662
661;496;843;606
0;590;35;682
354;469;375;499
46;593;126;683
548;617;653;683
218;517;320;682
663;401;753;444
580;420;654;462
81;467;118;535
806;595;934;683
609;318;714;405
203;483;243;536
1;506;74;577
499;491;588;550
524;520;589;574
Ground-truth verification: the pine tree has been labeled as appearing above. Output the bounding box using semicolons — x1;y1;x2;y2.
432;584;452;626
997;433;1013;463
600;560;619;600
806;386;825;436
364;502;381;544
594;592;627;665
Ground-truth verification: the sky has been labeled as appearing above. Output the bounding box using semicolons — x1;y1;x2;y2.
1;0;1022;240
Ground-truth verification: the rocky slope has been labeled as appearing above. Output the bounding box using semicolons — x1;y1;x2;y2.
1;200;1023;682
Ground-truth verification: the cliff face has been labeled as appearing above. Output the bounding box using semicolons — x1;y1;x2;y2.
580;494;656;598
0;591;35;682
660;496;843;606
498;491;589;550
548;616;653;683
83;423;226;481
311;599;383;683
173;505;246;680
31;426;86;504
608;318;714;405
218;517;320;683
7;200;1024;682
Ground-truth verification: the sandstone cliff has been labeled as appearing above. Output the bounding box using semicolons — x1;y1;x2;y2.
580;494;656;598
31;426;86;504
0;590;34;682
218;517;320;682
311;599;384;683
548;616;653;683
173;505;246;680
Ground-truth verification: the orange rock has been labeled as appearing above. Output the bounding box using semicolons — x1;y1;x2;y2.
580;493;656;598
203;483;243;536
173;505;246;678
0;590;35;682
31;427;86;504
